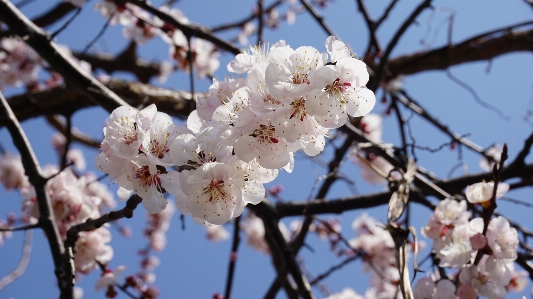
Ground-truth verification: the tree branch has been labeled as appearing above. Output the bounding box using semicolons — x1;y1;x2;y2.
300;0;337;37
73;43;162;83
0;0;129;113
0;2;77;38
248;202;315;299
369;0;432;91
1;79;197;127
124;0;241;55
389;27;533;77
0;90;72;298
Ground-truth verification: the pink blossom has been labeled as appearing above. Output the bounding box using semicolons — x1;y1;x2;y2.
325;288;363;299
486;216;518;260
480;144;504;172
75;228;113;273
0;152;29;190
205;225;230;242
465;181;510;205
95;265;126;291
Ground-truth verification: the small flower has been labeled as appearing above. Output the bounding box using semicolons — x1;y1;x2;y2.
205;225;230;242
465;181;509;206
95;265;126;291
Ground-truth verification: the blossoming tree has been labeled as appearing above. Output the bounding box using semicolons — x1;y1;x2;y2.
1;0;533;298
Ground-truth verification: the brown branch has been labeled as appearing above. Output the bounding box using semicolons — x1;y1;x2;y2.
257;0;264;45
356;0;381;55
248;202;315;299
509;131;533;167
276;156;533;217
124;0;241;55
389;27;533;77
64;195;143;250
395;91;489;158
62;195;143;296
1;79;197;127
0;223;39;232
0;0;129;113
369;0;432;91
299;0;337;37
212;0;283;33
46;116;101;149
224;217;241;299
0;2;77;38
0;90;72;298
375;0;399;28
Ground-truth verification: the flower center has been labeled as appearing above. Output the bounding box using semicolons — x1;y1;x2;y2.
151;135;170;159
134;165;161;189
203;180;228;203
325;78;352;101
290;72;310;85
251;124;278;143
289;97;307;121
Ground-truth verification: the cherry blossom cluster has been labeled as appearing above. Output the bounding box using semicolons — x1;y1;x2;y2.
0;148;117;274
95;36;375;226
0;36;92;91
0;37;42;90
240;213;290;254
87;0;219;79
326;213;417;299
416;181;524;299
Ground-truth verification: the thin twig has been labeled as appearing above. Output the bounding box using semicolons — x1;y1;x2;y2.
60;114;73;169
224;217;241;299
50;7;82;39
0;223;40;232
370;0;432;91
125;0;241;55
257;0;264;45
0;0;129;113
0;230;33;290
396;90;489;159
80;12;114;55
299;0;337;37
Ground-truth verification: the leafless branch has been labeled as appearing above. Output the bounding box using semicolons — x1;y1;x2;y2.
0;231;33;290
0;90;72;298
0;0;129;113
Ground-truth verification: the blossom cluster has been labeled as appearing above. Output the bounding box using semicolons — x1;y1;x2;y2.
0;36;92;91
95;36;375;226
90;0;219;80
0;148;117;274
0;37;42;90
415;181;523;299
326;213;416;299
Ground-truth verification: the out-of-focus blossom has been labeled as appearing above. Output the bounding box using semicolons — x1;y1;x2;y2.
325;288;363;299
480;144;504;172
95;265;126;291
205;225;230;242
0;220;13;246
486;216;518;260
238;22;256;46
0;153;29;190
75;228;113;273
465;181;510;205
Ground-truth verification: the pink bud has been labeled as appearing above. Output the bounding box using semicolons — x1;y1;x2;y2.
470;233;487;250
